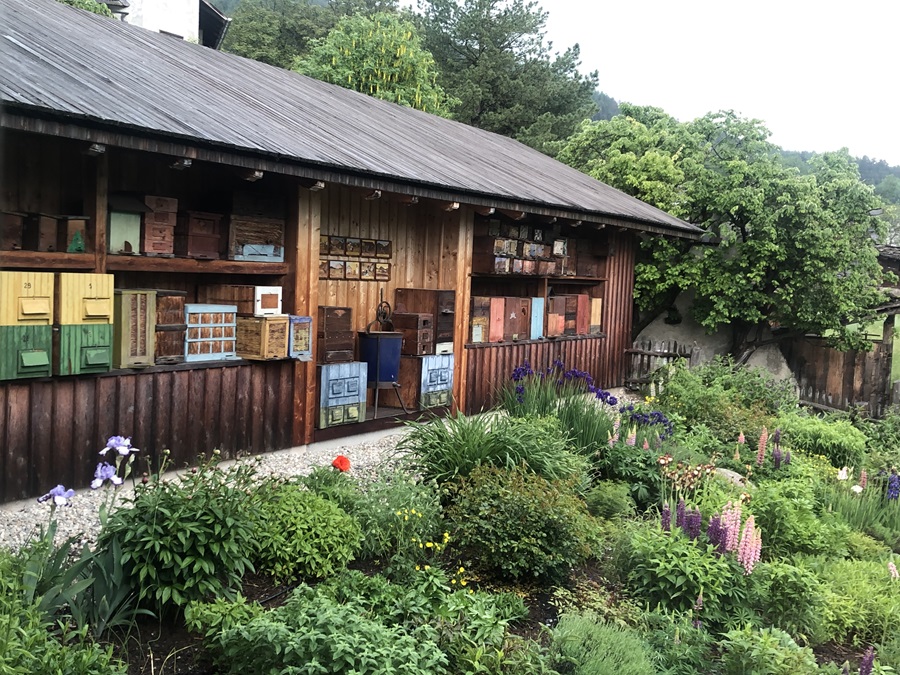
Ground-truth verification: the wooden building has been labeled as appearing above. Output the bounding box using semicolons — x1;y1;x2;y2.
0;0;701;501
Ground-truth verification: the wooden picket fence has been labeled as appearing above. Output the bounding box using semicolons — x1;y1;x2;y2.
624;339;702;391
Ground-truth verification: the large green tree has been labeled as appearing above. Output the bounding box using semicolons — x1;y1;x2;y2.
560;105;889;360
417;0;597;154
293;12;453;115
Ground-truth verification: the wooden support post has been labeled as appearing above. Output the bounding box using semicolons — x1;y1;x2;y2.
451;207;474;414
84;153;108;273
286;182;321;446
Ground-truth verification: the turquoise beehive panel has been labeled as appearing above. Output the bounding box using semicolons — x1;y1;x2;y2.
419;354;454;394
319;362;367;407
530;297;545;339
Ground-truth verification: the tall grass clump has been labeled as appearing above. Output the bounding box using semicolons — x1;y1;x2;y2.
497;359;598;417
398;412;588;485
550;612;657;675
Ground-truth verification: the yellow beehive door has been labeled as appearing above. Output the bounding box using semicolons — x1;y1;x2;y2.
0;271;54;326
56;273;114;325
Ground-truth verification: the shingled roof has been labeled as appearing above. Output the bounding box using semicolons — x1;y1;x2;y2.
0;0;702;238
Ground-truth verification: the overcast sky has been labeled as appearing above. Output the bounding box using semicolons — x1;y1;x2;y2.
543;0;900;166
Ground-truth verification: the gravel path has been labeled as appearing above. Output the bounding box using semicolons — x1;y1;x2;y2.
0;428;407;553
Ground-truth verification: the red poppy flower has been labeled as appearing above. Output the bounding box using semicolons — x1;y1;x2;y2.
332;455;351;472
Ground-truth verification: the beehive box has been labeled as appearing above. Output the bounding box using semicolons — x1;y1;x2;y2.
392;313;434;355
317;306;354;363
175;211;223;259
55;273;113;325
198;284;283;316
54;324;112;376
394;288;455;343
0;325;52;380
57;217;88;253
576;294;591;335
502;297;531;342
236;315;289;360
590;298;603;335
397;353;454;410
23;214;58;252
288;315;313;361
318;361;367;428
184;304;238;362
108;211;142;255
155;290;187;364
0;271;54;326
546;296;566;337
0;212;25;250
226;215;285;262
113;289;156;368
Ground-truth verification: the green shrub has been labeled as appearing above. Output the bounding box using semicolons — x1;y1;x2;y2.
302;466;445;566
205;591;448;675
252;481;361;581
400;413;588;485
584;481;635;520
550;612;657;675
446;465;598;583
776;412;867;469
625;523;746;621
98;453;261;613
185;594;264;641
748;561;826;644
641;610;716;675
719;626;818;675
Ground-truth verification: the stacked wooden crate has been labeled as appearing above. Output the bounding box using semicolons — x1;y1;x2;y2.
141;195;177;256
318;361;367;428
394;288;455;354
113;289;156;368
0;271;54;380
54;273;114;375
317;306;354;363
198;284;288;360
175;211;223;259
471;218;572;277
391;313;434;355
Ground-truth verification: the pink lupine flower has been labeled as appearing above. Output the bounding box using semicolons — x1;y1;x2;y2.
721;501;742;553
859;469;868;490
737;432;745;445
642;439;650;450
625;428;637;446
737;515;762;575
888;561;899;580
756;427;768;467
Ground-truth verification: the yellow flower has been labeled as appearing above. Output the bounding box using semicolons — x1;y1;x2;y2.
424;565;430;571
459;567;465;574
404;516;409;521
460;580;467;586
451;579;456;584
425;542;433;548
415;565;420;571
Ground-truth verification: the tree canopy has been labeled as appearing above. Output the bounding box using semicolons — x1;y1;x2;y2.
559;105;889;359
417;0;597;154
293;11;453;115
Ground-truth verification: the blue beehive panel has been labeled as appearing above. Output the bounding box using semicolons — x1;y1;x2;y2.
319;362;367;407
530;297;545;340
420;354;454;394
288;315;313;361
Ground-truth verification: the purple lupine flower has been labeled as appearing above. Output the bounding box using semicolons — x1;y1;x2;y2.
859;646;875;675
693;592;703;612
887;472;899;500
773;446;783;470
661;503;671;532
37;484;75;507
675;499;686;528
784;450;791;465
91;462;123;489
707;514;723;548
685;509;702;540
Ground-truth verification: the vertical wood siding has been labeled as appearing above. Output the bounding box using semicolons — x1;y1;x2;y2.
0;361;293;502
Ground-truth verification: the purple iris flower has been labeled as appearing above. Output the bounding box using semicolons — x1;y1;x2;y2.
102;435;138;456
91;462;123;489
37;484;75;507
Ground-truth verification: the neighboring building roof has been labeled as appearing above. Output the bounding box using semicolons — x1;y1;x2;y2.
0;0;702;238
199;0;230;49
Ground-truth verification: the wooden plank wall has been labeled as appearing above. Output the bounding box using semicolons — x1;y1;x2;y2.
780;320;894;417
463;336;606;414
0;361;293;502
599;229;636;388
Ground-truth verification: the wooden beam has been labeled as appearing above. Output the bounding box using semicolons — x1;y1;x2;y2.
474;206;495;217
498;208;526;221
84;152;108;273
105;256;287;275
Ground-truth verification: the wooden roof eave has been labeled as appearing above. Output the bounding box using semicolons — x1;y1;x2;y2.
1;106;703;242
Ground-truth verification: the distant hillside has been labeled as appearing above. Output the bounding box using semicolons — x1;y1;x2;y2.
780;150;900;205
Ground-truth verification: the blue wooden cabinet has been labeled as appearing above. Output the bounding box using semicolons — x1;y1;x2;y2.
318;361;367;428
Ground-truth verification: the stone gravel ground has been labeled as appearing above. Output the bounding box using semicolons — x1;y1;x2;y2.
0;428;408;553
0;388;640;553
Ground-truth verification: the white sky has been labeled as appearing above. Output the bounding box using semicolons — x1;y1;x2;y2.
543;0;900;166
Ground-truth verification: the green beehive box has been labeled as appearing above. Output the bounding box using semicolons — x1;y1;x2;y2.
54;324;112;376
0;325;52;381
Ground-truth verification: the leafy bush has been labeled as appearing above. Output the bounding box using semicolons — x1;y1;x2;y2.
185;594;263;641
400;413;588;485
302;466;445;566
98;453;261;612
654;358;795;442
550;612;657;675
446;465;598;583
252;481;361;581
641;610;716;675
204;590;448;675
719;626;819;675
776;412;867;469
748;561;826;644
0;550;126;675
584;481;635;520
625;523;746;620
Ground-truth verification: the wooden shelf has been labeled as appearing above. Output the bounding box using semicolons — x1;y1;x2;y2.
471;273;606;283
105;255;288;275
0;250;96;270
